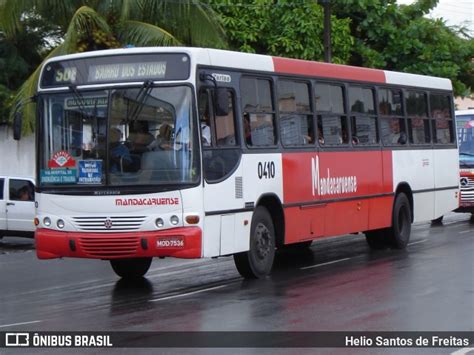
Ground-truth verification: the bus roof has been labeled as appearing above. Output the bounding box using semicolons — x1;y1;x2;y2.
41;47;453;91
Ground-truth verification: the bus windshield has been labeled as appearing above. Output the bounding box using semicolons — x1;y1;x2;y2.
457;114;474;168
38;85;199;188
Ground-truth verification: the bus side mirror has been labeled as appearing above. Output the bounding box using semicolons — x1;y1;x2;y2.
13;111;22;141
215;88;229;116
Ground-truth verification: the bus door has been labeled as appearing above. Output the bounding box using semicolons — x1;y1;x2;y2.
199;87;244;256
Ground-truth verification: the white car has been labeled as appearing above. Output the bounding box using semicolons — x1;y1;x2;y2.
0;176;35;238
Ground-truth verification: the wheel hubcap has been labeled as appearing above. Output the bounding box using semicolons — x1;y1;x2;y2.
255;223;272;260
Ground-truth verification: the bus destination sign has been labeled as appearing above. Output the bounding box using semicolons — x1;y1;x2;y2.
88;62;167;82
40;53;190;88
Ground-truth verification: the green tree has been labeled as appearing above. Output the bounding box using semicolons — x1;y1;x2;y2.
207;0;353;64
210;0;472;97
0;0;227;134
0;13;60;123
332;0;473;96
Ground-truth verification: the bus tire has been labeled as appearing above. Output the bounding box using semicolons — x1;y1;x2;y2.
233;206;275;279
110;257;152;279
388;193;412;249
365;230;388;250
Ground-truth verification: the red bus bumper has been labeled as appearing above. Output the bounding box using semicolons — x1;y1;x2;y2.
35;227;202;260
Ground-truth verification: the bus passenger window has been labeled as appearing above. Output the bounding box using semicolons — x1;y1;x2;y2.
277;80;314;146
430;93;454;144
241;77;276;147
315;83;348;146
198;91;212;146
349;86;378;145
379;89;407;146
215;91;237;147
406;91;430;144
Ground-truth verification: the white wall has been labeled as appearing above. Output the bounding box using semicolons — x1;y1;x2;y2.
0;125;35;178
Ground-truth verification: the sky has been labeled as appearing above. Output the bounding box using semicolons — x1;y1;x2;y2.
397;0;473;35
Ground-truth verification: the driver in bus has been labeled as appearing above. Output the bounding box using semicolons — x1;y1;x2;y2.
109;128;133;173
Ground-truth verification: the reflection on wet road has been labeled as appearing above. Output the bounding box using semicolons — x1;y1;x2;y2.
0;213;472;343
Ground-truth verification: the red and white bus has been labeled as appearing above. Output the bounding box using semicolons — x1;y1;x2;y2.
21;47;459;279
456;109;474;214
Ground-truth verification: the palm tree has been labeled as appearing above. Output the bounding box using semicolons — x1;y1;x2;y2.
0;0;227;134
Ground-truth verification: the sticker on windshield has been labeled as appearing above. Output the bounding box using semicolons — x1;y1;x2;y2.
40;168;77;184
48;151;76;168
78;160;102;184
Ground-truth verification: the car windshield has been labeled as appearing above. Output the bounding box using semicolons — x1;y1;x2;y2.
38;86;199;187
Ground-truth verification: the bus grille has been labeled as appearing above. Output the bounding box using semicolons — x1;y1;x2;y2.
78;235;140;258
72;216;146;231
460;177;474;203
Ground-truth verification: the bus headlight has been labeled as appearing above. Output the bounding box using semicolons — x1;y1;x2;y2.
43;217;51;227
155;218;164;228
170;215;179;226
57;219;65;229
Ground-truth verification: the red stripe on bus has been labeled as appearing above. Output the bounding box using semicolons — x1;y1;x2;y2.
282;150;393;245
273;57;386;83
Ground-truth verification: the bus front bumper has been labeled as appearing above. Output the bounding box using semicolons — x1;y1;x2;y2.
35;227;202;260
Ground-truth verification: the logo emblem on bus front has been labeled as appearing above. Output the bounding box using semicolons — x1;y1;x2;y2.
104;219;113;229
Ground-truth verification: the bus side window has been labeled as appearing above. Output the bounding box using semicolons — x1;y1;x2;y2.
277;79;314;146
315;83;348;146
198;90;212;146
200;88;240;182
215;91;237;147
241;77;276;147
348;86;378;145
429;93;454;144
378;88;407;145
199;89;237;147
406;90;430;144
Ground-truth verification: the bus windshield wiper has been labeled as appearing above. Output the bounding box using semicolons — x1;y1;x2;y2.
69;84;88;113
460;152;474;156
128;80;153;122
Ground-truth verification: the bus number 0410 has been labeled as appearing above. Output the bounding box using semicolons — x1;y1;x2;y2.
258;161;276;179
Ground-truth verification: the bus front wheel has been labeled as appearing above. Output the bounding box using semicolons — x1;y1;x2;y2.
234;206;276;279
110;258;153;279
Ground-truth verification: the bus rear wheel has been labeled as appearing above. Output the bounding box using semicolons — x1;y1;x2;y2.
387;193;411;249
110;258;153;279
234;206;275;279
365;230;388;250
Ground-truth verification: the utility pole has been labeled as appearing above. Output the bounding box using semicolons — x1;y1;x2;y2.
318;0;332;63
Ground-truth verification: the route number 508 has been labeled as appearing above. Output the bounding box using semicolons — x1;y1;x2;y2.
258;161;275;179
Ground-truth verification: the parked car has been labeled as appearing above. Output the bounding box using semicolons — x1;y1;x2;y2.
0;176;35;238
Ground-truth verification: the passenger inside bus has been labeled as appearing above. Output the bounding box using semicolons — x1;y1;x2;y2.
109;128;133;173
200;110;211;146
129;120;155;153
243;114;252;145
151;123;173;150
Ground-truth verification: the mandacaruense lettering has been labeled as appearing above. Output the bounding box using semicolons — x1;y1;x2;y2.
311;156;357;196
115;197;179;206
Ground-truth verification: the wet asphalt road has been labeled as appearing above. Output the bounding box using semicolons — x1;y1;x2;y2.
0;213;472;354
